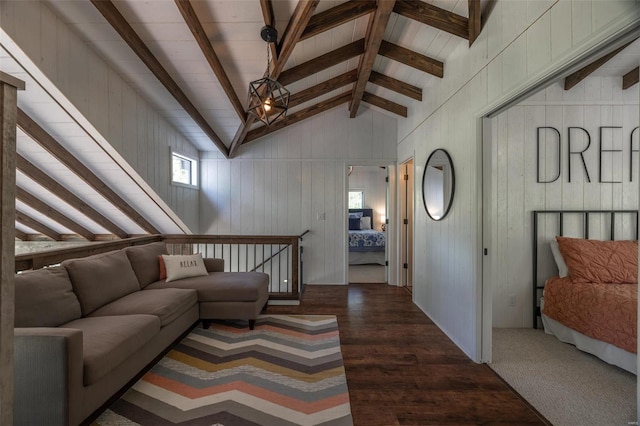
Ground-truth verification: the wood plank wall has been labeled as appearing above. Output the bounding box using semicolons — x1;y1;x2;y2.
200;106;397;284
396;1;640;361
0;1;200;232
491;78;639;328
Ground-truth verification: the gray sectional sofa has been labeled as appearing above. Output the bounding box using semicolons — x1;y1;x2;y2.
13;241;269;426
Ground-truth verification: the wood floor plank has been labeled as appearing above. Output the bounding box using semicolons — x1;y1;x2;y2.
268;284;549;425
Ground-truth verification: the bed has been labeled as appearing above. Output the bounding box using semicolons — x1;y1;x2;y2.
348;208;386;265
532;210;639;374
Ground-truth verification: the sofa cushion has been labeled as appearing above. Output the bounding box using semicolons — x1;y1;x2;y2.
62;250;141;316
89;288;197;326
146;272;269;302
14;266;81;327
124;242;168;288
61;315;160;385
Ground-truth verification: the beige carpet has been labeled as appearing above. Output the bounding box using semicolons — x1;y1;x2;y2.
348;264;385;283
490;328;636;426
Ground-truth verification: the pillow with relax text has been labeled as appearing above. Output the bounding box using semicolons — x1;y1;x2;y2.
161;253;208;282
556;236;638;284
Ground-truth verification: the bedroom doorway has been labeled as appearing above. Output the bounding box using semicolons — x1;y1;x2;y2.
347;165;388;284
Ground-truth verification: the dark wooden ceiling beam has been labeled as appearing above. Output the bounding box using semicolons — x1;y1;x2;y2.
362;92;407;117
175;0;246;123
393;0;468;39
228;0;319;157
289;70;358;108
16;187;95;241
279;39;366;86
301;1;377;41
15;211;61;241
17;109;159;234
368;71;422;101
259;0;279;63
274;0;320;75
468;0;481;46
349;0;396;118
90;0;229;156
16;155;128;239
623;66;639;89
14;229;27;241
378;40;443;77
245;92;351;143
564;38;637;90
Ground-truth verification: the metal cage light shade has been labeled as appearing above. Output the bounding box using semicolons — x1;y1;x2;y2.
247;25;290;126
247;77;289;125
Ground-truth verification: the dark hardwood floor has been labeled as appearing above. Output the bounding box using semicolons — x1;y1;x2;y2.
268;284;549;426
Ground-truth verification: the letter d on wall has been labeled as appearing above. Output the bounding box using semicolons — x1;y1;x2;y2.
537;127;561;183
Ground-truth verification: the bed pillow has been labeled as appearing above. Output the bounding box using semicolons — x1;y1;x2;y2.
161;253;209;282
349;217;361;230
556;236;638;283
349;212;363;219
550;239;569;278
360;216;372;230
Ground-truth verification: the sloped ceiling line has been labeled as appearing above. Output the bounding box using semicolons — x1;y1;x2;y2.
15;154;129;239
14;229;27;241
245;92;352;142
15;187;96;241
564;38;638;90
228;0;320;157
90;0;230;157
349;0;397;118
175;0;247;123
86;0;485;158
15;211;61;241
16;109;160;235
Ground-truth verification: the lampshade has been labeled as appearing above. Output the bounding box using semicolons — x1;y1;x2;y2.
247;77;290;125
247;25;289;126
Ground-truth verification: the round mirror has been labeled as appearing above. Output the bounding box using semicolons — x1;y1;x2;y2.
422;149;455;221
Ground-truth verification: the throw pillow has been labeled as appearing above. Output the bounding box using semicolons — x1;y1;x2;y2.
158;255;167;280
360;216;372;230
162;253;209;282
550;239;568;278
348;212;363;219
556;236;638;283
349;217;361;230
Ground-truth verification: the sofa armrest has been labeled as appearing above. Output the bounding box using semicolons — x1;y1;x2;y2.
14;327;84;426
204;258;225;272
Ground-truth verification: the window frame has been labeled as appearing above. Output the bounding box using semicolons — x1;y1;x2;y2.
171;151;199;189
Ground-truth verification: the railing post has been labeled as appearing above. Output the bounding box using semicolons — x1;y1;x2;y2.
292;237;299;299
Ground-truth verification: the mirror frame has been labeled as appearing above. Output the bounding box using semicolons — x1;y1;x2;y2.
422;148;455;221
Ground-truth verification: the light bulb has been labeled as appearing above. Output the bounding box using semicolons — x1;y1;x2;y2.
263;98;272;112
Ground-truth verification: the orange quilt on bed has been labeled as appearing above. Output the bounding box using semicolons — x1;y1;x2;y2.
543;276;637;354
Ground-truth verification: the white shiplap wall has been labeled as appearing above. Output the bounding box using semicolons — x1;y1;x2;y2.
0;0;200;231
491;78;639;328
200;105;397;284
397;0;640;361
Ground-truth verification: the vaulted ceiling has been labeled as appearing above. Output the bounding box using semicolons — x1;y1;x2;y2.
4;0;639;243
46;0;485;158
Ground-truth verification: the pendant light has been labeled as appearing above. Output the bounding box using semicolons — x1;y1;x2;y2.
247;25;290;126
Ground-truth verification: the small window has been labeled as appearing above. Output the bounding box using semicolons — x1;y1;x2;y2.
172;152;198;188
348;190;364;209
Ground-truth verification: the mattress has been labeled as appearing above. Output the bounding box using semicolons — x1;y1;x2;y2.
542;276;637;354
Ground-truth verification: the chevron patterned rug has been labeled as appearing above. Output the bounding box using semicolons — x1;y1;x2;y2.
93;315;353;426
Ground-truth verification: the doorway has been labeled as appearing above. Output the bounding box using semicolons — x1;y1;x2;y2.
399;159;414;291
347;165;388;284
